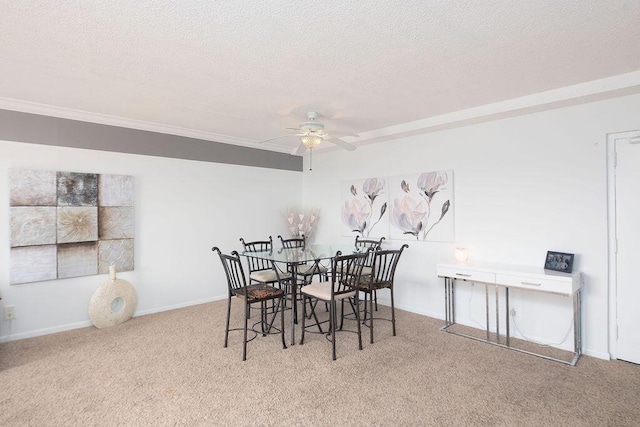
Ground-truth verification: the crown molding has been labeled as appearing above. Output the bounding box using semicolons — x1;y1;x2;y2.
2;70;639;156
0;97;293;154
351;71;640;146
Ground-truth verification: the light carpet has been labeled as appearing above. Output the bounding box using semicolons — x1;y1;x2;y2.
1;300;639;426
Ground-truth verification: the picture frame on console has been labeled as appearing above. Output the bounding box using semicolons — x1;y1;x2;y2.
544;251;574;273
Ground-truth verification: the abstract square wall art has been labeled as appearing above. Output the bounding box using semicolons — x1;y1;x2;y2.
57;207;98;244
9;169;134;284
57;172;98;206
98;239;134;274
9;169;56;206
10;245;57;284
58;242;99;279
98;174;134;207
10;206;57;247
98;207;134;239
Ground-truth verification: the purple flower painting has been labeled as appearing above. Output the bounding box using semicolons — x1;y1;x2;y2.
389;170;454;242
341;177;389;238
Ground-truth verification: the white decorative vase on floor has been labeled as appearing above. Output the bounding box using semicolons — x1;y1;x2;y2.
88;266;137;328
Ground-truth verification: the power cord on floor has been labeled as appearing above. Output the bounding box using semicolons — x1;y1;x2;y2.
510;310;573;347
466;284;574;347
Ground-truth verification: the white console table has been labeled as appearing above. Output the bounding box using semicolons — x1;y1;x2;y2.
437;261;582;366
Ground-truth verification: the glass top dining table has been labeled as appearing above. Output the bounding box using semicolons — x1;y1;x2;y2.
239;243;365;345
241;244;364;264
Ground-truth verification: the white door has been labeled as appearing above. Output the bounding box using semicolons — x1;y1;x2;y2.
616;135;640;364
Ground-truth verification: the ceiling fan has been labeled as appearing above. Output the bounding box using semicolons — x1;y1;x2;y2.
259;111;359;155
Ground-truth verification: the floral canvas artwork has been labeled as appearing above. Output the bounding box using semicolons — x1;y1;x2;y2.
388;170;454;242
341;177;389;238
9;169;134;284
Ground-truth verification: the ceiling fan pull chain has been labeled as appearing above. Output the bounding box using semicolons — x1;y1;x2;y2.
309;148;313;171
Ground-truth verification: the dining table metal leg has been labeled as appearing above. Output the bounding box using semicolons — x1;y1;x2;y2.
289;263;298;346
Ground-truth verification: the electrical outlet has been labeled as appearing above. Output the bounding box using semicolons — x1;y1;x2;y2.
3;305;16;321
509;308;516;318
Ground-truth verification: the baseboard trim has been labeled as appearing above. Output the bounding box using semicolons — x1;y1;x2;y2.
0;295;614;361
373;297;611;361
133;295;225;317
0;295;227;343
0;320;94;343
582;349;611;361
376;298;443;321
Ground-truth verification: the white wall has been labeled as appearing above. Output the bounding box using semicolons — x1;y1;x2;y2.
2;93;638;357
303;93;640;360
0;140;302;341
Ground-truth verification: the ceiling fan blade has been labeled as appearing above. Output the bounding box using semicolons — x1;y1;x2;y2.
285;127;303;132
326;136;357;151
325;129;359;137
293;142;307;155
257;134;296;144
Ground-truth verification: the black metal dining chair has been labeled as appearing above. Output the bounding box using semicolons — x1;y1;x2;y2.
276;234;328;320
353;244;408;344
213;247;286;361
355;235;386;253
355;236;385;310
300;250;368;360
240;236;291;286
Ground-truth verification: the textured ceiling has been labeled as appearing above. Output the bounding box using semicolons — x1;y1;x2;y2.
1;1;640;154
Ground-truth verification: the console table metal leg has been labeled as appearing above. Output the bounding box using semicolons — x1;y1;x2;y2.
495;285;500;344
571;289;582;365
505;287;510;347
485;284;490;341
445;278;455;325
578;290;582;354
451;279;455;324
289;263;298;346
444;278;450;325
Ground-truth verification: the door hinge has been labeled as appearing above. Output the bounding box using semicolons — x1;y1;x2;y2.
616;325;619;340
614;150;618;168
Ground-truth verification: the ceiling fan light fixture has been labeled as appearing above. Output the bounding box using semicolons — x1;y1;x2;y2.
301;135;322;149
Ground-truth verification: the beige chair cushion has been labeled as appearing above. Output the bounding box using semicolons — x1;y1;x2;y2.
346;265;373;276
249;269;291;283
301;282;356;301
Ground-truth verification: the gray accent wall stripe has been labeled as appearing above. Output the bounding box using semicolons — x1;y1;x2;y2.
0;109;302;172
